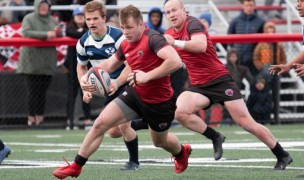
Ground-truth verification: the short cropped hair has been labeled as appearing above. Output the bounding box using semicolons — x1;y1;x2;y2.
83;0;107;18
119;5;143;24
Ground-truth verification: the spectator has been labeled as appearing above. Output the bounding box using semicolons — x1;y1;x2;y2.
63;6;91;129
198;12;217;35
54;0;74;22
0;0;27;25
227;0;265;77
227;48;254;90
264;0;285;19
223;48;254;125
253;21;286;123
146;7;166;34
247;75;272;125
253;21;286;81
17;0;64;127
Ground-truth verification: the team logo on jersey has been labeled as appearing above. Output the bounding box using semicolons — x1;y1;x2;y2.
225;89;234;97
122;91;128;96
125;53;130;58
159;123;168;130
105;47;116;56
87;51;93;56
137;50;143;58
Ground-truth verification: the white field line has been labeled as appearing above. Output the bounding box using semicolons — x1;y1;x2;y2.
2;141;303;169
7;141;304;150
1;158;304;170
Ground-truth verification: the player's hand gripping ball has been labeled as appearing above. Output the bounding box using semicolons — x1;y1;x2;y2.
87;67;111;97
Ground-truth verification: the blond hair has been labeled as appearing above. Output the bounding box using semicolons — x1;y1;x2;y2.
83;0;107;18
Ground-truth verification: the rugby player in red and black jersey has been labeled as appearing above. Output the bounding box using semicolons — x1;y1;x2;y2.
164;0;292;170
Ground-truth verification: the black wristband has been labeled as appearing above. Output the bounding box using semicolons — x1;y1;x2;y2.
133;72;138;86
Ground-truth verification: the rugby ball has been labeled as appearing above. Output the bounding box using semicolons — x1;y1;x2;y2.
87;67;111;97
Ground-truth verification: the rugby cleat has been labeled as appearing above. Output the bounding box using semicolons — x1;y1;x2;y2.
120;161;140;171
172;144;192;173
274;153;293;170
52;158;82;179
212;133;226;160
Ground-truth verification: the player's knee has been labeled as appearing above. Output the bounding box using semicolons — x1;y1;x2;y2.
175;109;184;119
237;116;255;132
175;109;188;123
93;120;111;135
107;127;122;138
151;139;165;148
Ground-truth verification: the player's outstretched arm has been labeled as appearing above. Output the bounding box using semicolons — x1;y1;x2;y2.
269;51;304;75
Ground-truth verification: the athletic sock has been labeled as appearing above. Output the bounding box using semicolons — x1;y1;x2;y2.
202;126;220;140
173;144;184;158
74;154;88;167
271;142;288;159
131;119;149;131
124;136;139;165
0;140;4;150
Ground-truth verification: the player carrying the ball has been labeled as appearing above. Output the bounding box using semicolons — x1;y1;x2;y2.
62;1;139;172
52;3;192;179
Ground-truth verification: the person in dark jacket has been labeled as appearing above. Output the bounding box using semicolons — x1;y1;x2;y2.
227;0;265;77
17;0;63;127
63;6;91;129
247;75;272;124
226;48;254;90
146;7;166;34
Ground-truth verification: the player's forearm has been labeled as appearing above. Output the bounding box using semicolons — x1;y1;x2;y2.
116;64;131;85
178;38;207;53
96;56;122;74
77;64;88;82
174;34;207;53
146;58;182;81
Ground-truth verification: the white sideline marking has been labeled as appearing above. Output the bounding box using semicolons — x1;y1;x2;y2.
234;131;250;135
1;158;304;170
36;135;61;138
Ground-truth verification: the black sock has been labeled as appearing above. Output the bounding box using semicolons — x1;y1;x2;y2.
124;136;139;165
74;154;88;167
271;142;288;159
0;140;4;150
174;144;184;158
202;126;220;140
131;119;149;131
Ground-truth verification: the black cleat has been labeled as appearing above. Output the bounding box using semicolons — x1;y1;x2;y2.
120;161;140;171
212;133;226;160
274;153;293;170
